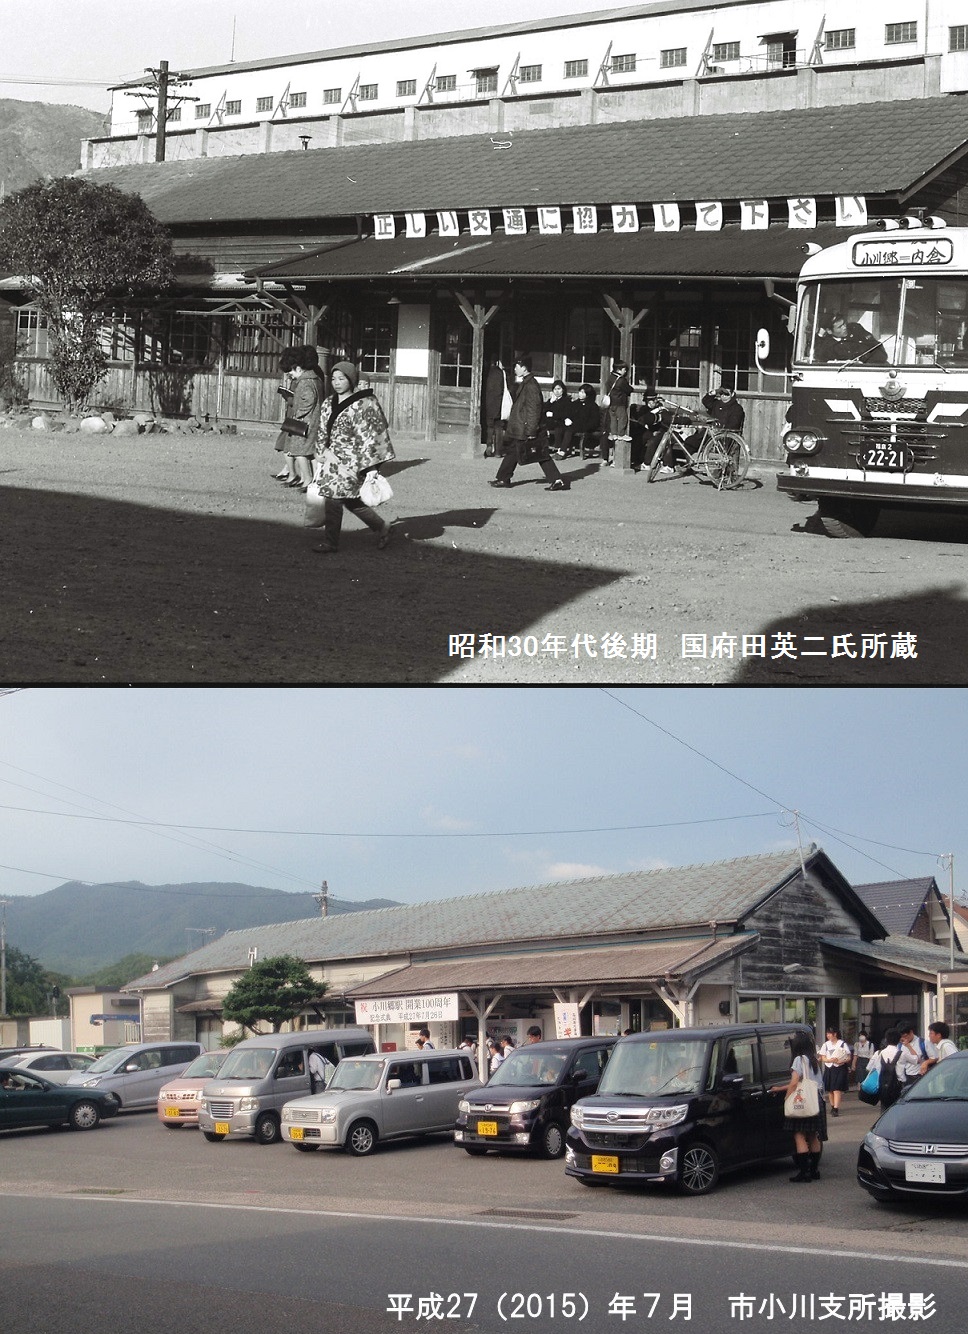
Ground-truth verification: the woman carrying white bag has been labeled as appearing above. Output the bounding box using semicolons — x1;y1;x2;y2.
306;360;395;554
770;1030;827;1184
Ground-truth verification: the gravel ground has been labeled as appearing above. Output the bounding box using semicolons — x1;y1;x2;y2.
1;420;966;683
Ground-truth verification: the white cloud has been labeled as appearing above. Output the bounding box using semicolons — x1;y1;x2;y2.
545;861;613;880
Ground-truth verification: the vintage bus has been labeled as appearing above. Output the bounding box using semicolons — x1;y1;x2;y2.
768;219;968;537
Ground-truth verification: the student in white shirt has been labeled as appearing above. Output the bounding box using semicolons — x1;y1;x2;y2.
921;1021;958;1075
818;1027;852;1117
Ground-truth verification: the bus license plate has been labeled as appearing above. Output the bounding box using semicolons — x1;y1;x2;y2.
861;446;908;470
591;1155;619;1174
476;1121;498;1136
904;1160;945;1184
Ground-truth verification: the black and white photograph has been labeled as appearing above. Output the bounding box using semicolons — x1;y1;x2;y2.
3;1;968;682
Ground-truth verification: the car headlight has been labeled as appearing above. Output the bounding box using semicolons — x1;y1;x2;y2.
81;1077;101;1087
239;1098;259;1112
319;1108;337;1124
643;1104;688;1128
866;1131;889;1152
509;1100;540;1115
457;1099;470;1114
571;1105;587;1127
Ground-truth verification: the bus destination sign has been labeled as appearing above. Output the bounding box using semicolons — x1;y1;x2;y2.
852;237;954;268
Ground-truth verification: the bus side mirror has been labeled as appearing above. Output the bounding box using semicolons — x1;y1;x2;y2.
755;328;771;363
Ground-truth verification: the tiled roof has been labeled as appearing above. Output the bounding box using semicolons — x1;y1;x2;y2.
853;878;940;937
254;223;846;281
124;848;810;991
89;98;968;226
347;934;756;996
821;933;968;979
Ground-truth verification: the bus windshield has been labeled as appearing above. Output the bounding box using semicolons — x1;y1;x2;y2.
796;277;968;368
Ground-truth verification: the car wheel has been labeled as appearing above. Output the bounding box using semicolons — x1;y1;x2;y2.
678;1142;720;1195
345;1119;378;1156
202;1131;226;1142
539;1121;566;1159
68;1100;101;1131
293;1142;319;1152
162;1122;184;1130
463;1144;488;1156
255;1113;281;1145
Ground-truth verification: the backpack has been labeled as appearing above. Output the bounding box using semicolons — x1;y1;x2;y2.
878;1049;903;1108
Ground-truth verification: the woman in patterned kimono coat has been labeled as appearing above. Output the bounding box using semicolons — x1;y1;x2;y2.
311;360;395;553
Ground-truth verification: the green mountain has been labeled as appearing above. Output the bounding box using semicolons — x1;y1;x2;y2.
0;99;108;196
5;881;400;978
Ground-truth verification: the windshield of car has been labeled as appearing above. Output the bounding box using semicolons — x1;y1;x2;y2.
485;1050;567;1087
215;1048;277;1080
797;276;968;367
597;1039;707;1097
905;1057;968;1100
325;1059;383;1091
84;1049;131;1073
181;1051;228;1079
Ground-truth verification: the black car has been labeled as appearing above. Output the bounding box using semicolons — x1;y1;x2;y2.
454;1037;615;1159
857;1050;968;1202
565;1023;814;1194
0;1068;119;1132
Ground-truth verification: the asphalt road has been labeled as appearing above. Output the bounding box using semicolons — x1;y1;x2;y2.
2;1096;967;1333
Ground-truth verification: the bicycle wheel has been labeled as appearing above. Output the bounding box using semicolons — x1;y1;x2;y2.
647;431;672;482
704;432;750;490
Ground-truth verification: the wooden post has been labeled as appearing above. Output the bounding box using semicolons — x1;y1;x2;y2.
602;293;649;473
452;289;504;457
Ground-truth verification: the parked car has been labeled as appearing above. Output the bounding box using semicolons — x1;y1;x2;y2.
565;1023;815;1194
0;1045;56;1060
281;1048;482;1155
157;1049;228;1127
65;1041;203;1111
857;1050;968;1202
0;1051;95;1085
198;1029;376;1145
0;1068;119;1132
454;1037;615;1159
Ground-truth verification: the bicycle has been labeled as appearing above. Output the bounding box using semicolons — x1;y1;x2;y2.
646;397;750;490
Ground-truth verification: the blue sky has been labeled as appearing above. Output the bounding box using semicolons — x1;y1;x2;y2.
0;0;628;112
0;687;963;906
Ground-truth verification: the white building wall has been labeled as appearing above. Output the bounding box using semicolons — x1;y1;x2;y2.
107;1;968;138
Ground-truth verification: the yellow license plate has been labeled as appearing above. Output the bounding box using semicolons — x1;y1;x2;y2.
163;1107;181;1118
290;1126;304;1140
214;1122;230;1135
591;1155;619;1174
476;1121;498;1136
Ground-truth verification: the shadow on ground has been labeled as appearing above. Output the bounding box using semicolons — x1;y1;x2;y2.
0;485;624;683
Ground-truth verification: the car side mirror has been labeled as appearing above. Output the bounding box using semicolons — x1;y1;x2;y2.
386;1078;401;1093
721;1072;744;1089
123;1063;138;1072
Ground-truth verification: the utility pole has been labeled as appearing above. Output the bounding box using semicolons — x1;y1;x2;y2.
0;898;8;1019
313;880;330;918
123;61;198;163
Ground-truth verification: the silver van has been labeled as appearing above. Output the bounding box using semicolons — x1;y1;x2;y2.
64;1041;203;1111
281;1049;482;1155
198;1028;375;1145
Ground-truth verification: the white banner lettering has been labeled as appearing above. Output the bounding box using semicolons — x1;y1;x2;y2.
437;211;460;236
611;204;639;233
538;206;562;234
468;208;492;235
354;993;460;1025
787;197;817;229
740;199;770;230
653;202;681;232
503;207;528;235
836;195;868;227
694;201;723;231
405;212;427;238
374;214;396;240
572;204;598;234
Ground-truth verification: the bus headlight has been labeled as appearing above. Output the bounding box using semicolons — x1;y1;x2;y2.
784;431;822;455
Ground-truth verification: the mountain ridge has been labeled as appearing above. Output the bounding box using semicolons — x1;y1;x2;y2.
0;99;108;195
5;880;400;976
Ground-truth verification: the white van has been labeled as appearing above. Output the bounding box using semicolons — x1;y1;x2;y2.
281;1048;482;1155
64;1041;203;1111
198;1029;375;1145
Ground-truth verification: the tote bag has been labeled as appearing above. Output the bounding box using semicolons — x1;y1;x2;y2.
784;1074;820;1119
858;1066;881;1107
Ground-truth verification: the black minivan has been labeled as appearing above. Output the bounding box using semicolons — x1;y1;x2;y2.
455;1037;615;1159
565;1023;813;1194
